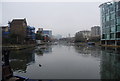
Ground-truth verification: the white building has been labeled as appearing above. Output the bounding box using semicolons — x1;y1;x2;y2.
91;26;101;37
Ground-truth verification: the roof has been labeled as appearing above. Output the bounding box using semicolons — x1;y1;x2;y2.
11;18;27;24
99;1;115;7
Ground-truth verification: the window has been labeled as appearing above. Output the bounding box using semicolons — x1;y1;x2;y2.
105;8;109;14
110;5;114;12
117;25;120;31
110;13;115;20
116;10;120;17
106;28;110;34
110;33;114;38
107;34;110;39
102;34;104;39
117;18;120;25
110;26;115;32
106;15;109;21
102;29;105;33
118;2;120;10
102;16;105;23
110;19;115;26
116;32;120;38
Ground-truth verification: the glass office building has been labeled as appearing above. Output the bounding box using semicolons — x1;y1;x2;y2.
99;1;120;46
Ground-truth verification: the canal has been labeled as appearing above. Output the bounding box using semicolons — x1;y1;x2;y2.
9;43;120;79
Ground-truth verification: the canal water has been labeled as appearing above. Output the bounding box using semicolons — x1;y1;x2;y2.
9;44;120;79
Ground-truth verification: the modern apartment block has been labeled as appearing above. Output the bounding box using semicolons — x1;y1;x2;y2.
91;26;101;37
99;1;120;46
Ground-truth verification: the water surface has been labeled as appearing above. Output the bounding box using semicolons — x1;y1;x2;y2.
9;44;120;79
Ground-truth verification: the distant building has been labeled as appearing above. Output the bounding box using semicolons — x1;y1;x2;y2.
26;26;35;40
1;26;10;38
99;1;120;45
43;30;52;42
36;28;43;34
36;28;43;40
79;30;91;40
75;30;91;42
1;26;9;32
0;26;10;44
9;18;27;43
1;26;10;37
43;30;52;37
54;34;62;40
91;26;101;37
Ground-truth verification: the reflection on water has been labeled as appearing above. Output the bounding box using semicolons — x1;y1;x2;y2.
35;45;52;56
9;44;120;79
74;45;101;58
9;46;52;73
9;48;35;73
100;47;120;79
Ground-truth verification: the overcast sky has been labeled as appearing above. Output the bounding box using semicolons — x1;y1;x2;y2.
2;1;109;37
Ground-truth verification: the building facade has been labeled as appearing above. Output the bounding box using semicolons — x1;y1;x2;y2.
79;30;91;40
1;26;10;44
1;26;10;38
43;30;52;38
26;26;35;40
91;26;101;37
36;28;43;40
75;30;91;42
99;1;120;46
36;28;43;36
43;30;52;42
9;18;27;44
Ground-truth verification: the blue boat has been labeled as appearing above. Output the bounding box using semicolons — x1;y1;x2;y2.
87;42;95;45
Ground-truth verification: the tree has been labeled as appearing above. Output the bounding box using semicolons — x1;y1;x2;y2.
89;36;100;42
75;32;85;42
36;33;44;40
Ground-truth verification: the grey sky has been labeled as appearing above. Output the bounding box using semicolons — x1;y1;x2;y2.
2;2;102;37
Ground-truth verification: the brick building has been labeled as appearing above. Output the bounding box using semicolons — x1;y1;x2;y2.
9;18;27;44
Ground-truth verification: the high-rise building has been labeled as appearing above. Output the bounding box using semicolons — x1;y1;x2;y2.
99;1;120;46
91;26;101;37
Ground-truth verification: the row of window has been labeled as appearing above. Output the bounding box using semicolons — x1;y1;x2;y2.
101;6;114;15
101;17;120;28
102;26;120;33
102;32;120;39
102;20;115;27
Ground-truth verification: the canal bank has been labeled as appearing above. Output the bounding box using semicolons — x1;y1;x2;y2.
101;44;120;48
2;44;36;50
